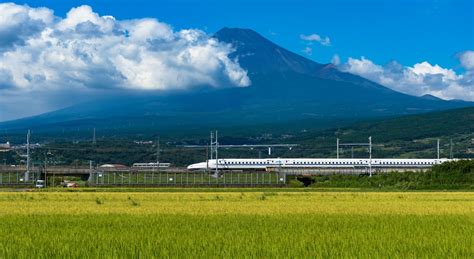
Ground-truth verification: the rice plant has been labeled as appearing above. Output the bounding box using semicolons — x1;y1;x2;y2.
0;191;472;258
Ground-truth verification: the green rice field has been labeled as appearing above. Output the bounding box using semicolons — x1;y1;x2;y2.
0;190;472;258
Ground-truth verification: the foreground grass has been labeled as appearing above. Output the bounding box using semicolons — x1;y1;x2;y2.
0;191;473;258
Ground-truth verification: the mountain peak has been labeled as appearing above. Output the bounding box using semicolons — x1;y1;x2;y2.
214;27;326;76
214;27;273;46
420;94;443;101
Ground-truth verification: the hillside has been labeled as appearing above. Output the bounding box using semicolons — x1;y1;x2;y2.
287;107;474;159
2;107;472;167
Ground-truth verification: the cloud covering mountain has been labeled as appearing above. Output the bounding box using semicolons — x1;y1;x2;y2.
339;52;474;101
0;3;250;120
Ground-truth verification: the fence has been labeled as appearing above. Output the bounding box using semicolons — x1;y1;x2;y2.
0;170;287;187
91;170;286;186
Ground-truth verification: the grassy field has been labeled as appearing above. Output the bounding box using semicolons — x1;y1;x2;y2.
0;191;473;258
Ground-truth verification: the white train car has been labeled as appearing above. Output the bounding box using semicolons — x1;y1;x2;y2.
187;158;454;171
132;162;171;169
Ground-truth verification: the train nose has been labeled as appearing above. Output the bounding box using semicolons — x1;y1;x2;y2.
187;163;202;170
187;162;208;170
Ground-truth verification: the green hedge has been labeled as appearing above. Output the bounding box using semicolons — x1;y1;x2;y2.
301;160;474;190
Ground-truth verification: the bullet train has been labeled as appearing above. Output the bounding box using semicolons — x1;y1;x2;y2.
187;158;455;171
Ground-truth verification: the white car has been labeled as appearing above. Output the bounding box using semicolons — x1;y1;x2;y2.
35;180;45;188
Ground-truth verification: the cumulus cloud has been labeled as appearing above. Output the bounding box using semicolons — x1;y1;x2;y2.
300;33;331;46
0;3;251;121
0;3;53;51
0;4;250;91
340;54;474;101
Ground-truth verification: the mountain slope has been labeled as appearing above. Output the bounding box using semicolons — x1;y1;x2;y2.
278;106;474;159
0;28;472;132
214;27;398;92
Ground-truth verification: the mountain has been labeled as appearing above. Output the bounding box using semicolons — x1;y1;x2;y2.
214;27;391;89
1;28;472;133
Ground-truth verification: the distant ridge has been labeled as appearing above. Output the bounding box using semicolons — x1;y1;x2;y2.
420;94;443;101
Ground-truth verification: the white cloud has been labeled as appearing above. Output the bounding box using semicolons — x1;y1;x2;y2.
340;54;474;101
0;3;251;121
331;54;340;66
459;50;474;70
300;33;331;46
0;3;54;51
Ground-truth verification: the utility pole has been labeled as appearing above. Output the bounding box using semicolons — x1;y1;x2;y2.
437;139;440;160
215;130;219;176
208;131;213;172
368;136;372;177
44;151;48;188
210;131;214;160
450;139;453;159
25;130;31;182
336;138;339;159
206;145;209;172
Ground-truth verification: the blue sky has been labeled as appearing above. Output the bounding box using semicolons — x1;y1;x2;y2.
18;0;473;70
0;0;473;121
